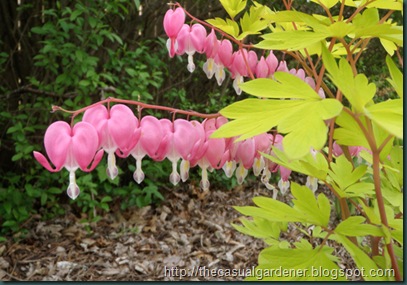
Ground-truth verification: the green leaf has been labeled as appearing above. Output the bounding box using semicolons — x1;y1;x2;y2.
236;197;306;223
327;21;355;38
219;0;247;20
232;217;282;241
240;73;321;99
291;183;331;227
335;234;392;281
328;155;367;190
365;99;402;139
310;0;339;8
256;30;329;51
237;5;269;39
262;147;328;180
206;17;240;38
213;74;343;159
322;44;376;113
248;245;345;281
345;0;402;10
335;216;384;237
385;56;403;99
264;10;327;31
333;110;370;148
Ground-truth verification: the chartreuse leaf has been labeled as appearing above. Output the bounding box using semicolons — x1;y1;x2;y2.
206;17;239;38
212;74;343;159
240;73;321;99
335;216;384;237
219;0;247;20
256;30;329;51
351;8;402;45
380;38;397;56
345;0;402;11
232;217;284;243
327;155;374;198
322;44;376;113
335;234;392;281
247;244;345;281
262;147;328;180
237;5;269;40
385;56;403;99
291;183;331;227
310;0;339;8
263;10;327;31
365;99;402;139
234;201;306;223
334;110;370;149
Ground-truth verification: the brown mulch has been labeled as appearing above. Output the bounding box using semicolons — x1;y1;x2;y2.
0;182;271;281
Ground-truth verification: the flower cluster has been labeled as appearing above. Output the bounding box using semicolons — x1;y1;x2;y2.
34;103;293;199
163;7;325;98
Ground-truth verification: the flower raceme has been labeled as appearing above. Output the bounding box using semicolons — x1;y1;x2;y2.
162;8;325;98
33;103;308;199
34;103;356;199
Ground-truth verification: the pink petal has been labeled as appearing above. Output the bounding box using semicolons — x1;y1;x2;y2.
190;24;207;53
108;104;138;151
163;8;185;38
33;151;61;172
71;122;100;170
43;121;72;170
83;104;108;148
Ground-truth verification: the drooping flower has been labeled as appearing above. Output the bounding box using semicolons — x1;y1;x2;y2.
176;23;207;72
163;7;186;57
266;52;278;77
278;165;291;195
202;29;219;79
129;116;170;184
33;121;104;199
214;39;233;86
255;56;270;78
162;119;201;185
83;104;139;180
230;49;257;95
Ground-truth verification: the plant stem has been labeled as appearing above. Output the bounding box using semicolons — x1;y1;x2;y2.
372;148;401;281
52;97;221;121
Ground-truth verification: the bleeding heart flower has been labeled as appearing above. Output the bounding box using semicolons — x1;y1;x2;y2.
202;29;219;79
83;104;139;180
164;7;186;57
214;39;233;86
176;23;207;72
33;121;104;199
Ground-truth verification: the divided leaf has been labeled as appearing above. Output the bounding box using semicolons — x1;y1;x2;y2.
263;147;328;180
248;245;345;281
336;234;392;281
206;17;240;38
212;74;343;159
385;56;403;99
291;183;331;227
322;45;376;113
327;155;374;198
335;216;384;237
219;0;247;20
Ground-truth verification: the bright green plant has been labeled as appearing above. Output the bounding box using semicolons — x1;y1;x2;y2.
190;0;403;281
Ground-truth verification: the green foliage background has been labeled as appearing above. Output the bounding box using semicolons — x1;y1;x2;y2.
0;0;238;237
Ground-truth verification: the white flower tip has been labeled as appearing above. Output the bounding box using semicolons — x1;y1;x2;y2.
170;171;180;186
278;179;290;195
133;169;145;184
67;183;80;200
107;166;118;180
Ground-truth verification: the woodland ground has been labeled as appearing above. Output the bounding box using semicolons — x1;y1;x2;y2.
1;182;269;281
0;179;358;281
